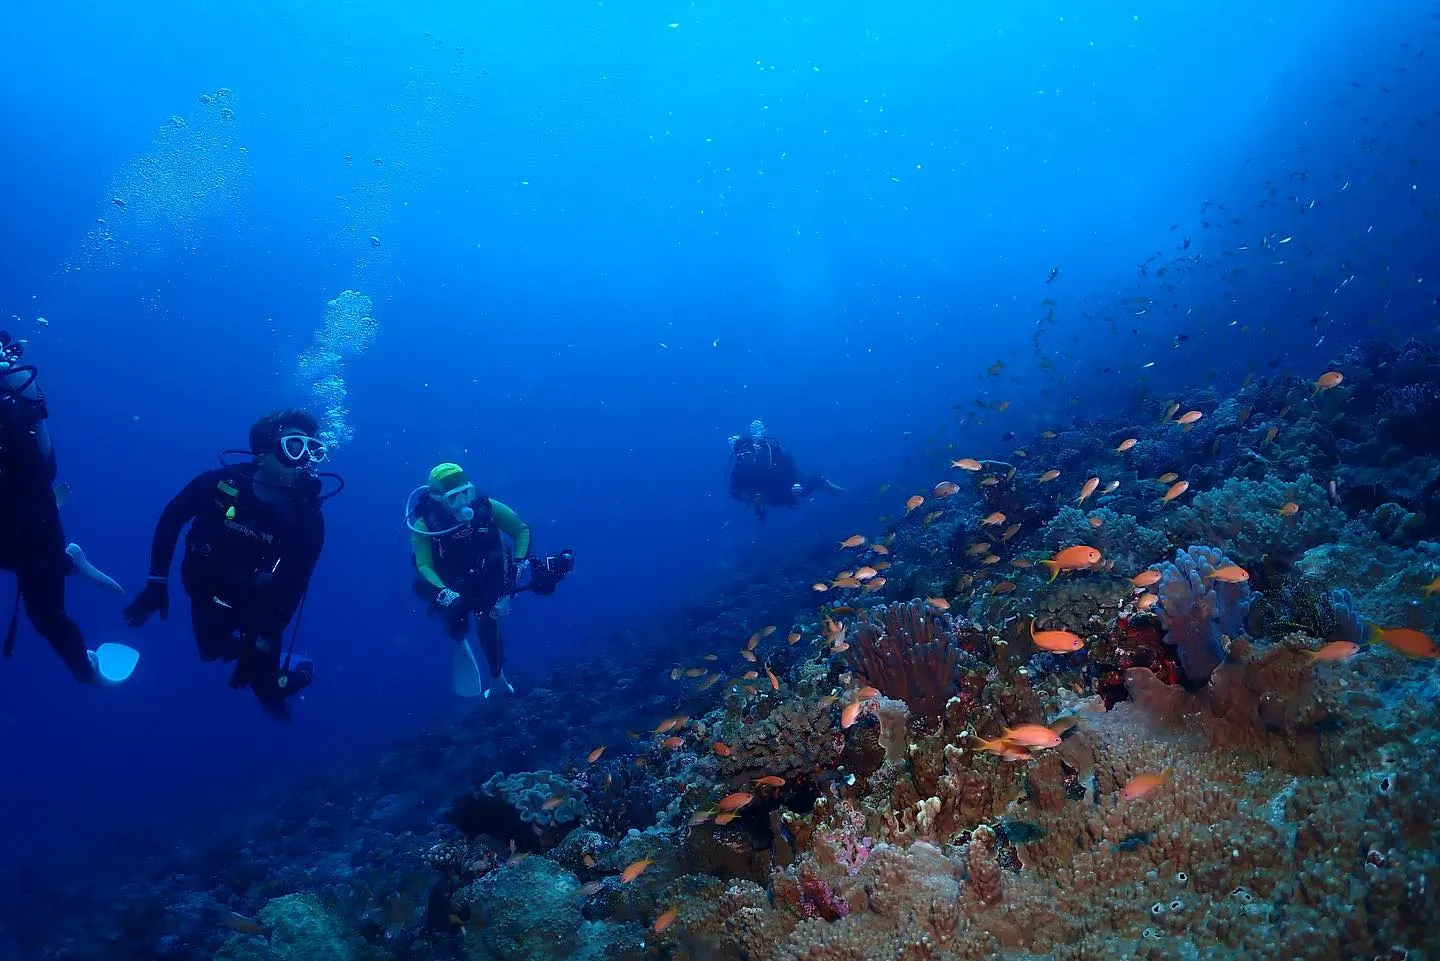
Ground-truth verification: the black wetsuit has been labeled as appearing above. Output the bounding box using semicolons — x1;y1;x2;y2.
145;464;324;708
0;384;94;682
728;437;827;519
412;492;512;676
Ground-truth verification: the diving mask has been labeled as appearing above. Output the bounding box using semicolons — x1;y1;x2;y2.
276;433;328;467
441;482;477;521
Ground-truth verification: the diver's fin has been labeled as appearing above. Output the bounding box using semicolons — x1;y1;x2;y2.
88;643;139;686
66;543;126;595
452;641;484;698
484;671;515;699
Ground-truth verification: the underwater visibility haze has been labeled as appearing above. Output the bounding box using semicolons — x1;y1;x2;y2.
2;0;1440;958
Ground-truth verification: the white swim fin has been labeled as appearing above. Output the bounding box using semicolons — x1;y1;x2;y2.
452;641;484;698
88;643;139;686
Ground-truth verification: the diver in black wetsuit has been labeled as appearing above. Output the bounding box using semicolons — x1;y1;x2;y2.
123;409;338;719
726;418;844;521
0;331;136;684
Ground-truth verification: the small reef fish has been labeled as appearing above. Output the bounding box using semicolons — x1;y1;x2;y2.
982;511;1007;526
870;543;890;555
1040;546;1102;582
653;907;678;934
1115;438;1137;452
711;741;733;756
1121;770;1172;801
1131;570;1162;588
933;481;961;497
926;597;950;610
856;685;880;699
1136;592;1159;611
1368;625;1440;659
839;535;866;549
1157;472;1179;484
1162;481;1190;503
1162;402;1180;422
906;495;925;512
1038;469;1060;483
988;581;1017;595
542;796;566;811
752;775;785;788
840;700;863;728
1306;641;1359;663
587;746;606;763
620;857;654;883
220;912;266;936
1030;619;1084;653
1076;477;1100;505
952;458;983;471
1089;516;1104;528
1176;410;1203;425
717;791;754;812
714;812;739;825
1313;371;1344;395
1206;565;1250;584
1278;502;1300;517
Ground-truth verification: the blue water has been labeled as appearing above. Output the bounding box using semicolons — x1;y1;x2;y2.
1;0;1435;885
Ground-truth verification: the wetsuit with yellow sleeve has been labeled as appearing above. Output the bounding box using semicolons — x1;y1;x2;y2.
410;493;530;676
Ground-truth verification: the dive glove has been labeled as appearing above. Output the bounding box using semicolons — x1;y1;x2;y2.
123;577;169;627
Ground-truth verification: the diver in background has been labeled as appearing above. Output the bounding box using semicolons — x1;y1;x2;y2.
123;409;336;720
727;418;844;521
0;330;137;684
405;463;574;699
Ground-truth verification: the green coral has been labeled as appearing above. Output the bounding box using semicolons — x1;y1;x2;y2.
484;770;585;829
1159;472;1344;566
213;893;382;961
1038;507;1171;575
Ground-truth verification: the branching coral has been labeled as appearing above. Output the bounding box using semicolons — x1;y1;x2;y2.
848;600;961;723
1159;473;1343;566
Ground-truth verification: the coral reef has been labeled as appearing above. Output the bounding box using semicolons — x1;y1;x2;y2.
1154;545;1254;684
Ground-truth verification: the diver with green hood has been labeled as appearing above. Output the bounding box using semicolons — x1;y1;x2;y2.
405;463;573;698
123;409;342;720
0;330;138;685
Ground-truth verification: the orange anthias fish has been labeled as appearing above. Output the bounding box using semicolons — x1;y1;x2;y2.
653;907;679;934
1306;641;1359;663
1206;565;1249;584
988;581;1017;595
714;812;739;825
542;796;566;811
1121;770;1172;801
717;791;754;812
766;666;780;691
1263;427;1278;446
661;735;685;749
840;700;863;729
712;741;733;756
926;597;950;611
1030;619;1084;653
1368;625;1440;659
752;775;785;788
870;543;890;555
1039;545;1103;582
620;857;654;883
1131;570;1161;588
1076;477;1100;505
1161;402;1180;422
1157;472;1179;484
1313;371;1344;395
856;685;880;699
982;511;1006;526
952;458;983;471
905;495;925;512
1089;516;1104;528
811;582;829;592
1136;592;1159;611
1423;576;1440;598
839;535;866;549
1115;438;1138;453
1162;480;1190;503
855;566;878;580
933;481;961;498
1278;502;1300;517
1038;469;1060;483
587;746;606;763
1176;410;1203;425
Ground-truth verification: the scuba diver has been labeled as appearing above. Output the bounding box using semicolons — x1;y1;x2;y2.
123;409;339;720
727;418;844;521
0;330;137;685
404;463;574;699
